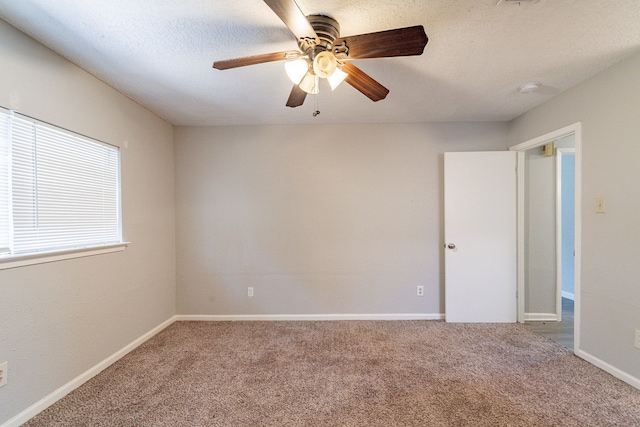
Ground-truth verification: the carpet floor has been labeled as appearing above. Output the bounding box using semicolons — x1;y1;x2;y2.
24;321;640;426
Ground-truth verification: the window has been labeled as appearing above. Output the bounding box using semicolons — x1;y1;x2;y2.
0;109;123;266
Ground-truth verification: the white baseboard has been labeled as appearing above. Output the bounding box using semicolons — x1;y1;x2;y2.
576;349;640;390
175;313;445;322
1;316;178;427
524;313;558;322
561;291;575;300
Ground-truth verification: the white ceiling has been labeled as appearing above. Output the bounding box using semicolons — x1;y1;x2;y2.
1;0;639;126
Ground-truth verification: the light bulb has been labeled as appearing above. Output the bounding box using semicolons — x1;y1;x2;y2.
327;67;348;90
313;51;337;79
285;59;308;84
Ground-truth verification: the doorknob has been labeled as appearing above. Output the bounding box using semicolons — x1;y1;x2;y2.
446;243;456;250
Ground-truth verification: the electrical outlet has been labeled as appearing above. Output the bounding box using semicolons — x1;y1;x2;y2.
417;285;424;297
0;362;7;388
248;287;254;298
635;329;640;350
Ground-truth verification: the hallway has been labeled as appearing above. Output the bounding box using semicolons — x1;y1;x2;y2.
524;298;574;349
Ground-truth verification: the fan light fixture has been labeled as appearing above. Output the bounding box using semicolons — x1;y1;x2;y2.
313;51;337;78
285;59;308;85
285;51;347;94
327;67;348;90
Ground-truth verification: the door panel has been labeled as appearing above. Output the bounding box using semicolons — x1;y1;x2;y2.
444;151;517;322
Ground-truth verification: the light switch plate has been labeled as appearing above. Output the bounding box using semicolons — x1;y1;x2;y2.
595;197;606;213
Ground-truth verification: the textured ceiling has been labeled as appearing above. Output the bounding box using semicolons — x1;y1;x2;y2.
1;0;639;126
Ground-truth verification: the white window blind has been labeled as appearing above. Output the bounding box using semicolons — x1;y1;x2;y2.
0;109;121;257
0;113;9;253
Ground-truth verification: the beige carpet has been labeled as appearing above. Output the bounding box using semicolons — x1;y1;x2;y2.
24;321;640;426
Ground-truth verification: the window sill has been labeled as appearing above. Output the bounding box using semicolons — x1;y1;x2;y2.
0;242;130;270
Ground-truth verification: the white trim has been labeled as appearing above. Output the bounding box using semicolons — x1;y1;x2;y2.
0;316;177;427
175;313;444;322
555;150;563;322
561;291;575;301
524;313;559;322
576;349;640;390
574;123;583;355
511;122;582;354
0;242;130;270
516;150;526;323
510;123;578;152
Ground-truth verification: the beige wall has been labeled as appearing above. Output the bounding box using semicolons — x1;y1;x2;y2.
0;20;176;424
174;123;508;317
509;52;640;381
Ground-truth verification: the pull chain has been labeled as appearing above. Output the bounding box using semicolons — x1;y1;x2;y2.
312;90;320;117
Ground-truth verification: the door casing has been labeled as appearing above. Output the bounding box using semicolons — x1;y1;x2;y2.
510;122;582;354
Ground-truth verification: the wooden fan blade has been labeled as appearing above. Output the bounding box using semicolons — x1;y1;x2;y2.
334;26;428;59
213;50;301;70
263;0;318;43
286;84;307;108
341;62;389;102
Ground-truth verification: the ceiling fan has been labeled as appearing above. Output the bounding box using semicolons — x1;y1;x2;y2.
213;0;428;108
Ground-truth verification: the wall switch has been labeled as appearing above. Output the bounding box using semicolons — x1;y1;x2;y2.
635;329;640;350
247;287;254;297
0;362;7;388
595;197;606;213
417;285;424;297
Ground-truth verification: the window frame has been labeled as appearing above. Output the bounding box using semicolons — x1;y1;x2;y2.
0;108;128;270
0;242;128;270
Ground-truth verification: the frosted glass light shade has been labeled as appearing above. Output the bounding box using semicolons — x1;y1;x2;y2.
285;59;308;84
313;51;337;79
299;72;319;94
327;67;348;90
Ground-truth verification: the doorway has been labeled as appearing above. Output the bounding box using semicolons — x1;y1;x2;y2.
511;123;582;353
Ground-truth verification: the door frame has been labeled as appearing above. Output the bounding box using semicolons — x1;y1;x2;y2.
510;122;582;354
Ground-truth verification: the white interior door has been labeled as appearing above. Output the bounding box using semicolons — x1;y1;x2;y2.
444;151;517;322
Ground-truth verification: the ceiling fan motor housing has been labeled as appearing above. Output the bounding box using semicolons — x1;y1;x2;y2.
302;14;340;57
